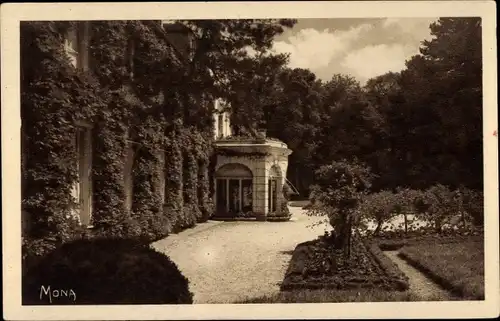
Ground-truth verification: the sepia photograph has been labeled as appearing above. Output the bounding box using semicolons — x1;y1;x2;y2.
2;1;498;320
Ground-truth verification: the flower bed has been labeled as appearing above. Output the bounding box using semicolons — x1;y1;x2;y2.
281;235;409;291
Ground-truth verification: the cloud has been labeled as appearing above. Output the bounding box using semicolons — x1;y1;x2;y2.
341;43;414;82
272;24;373;71
271;18;439;83
382;17;437;42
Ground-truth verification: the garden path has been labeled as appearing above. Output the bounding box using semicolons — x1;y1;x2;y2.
152;207;328;303
384;251;456;301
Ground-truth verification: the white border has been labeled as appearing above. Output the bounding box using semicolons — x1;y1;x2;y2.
2;1;498;320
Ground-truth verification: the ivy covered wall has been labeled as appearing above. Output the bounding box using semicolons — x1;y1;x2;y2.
21;21;215;259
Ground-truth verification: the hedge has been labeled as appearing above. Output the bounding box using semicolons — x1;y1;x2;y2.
23;238;193;304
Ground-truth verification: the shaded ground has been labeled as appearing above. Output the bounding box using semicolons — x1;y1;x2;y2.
152;207;328;303
384;251;457;301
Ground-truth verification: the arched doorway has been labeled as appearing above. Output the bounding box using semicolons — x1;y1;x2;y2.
215;163;253;215
268;165;282;213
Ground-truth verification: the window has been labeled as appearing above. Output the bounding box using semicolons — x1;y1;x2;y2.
72;126;93;226
64;28;79;68
218;114;224;138
215;164;253;215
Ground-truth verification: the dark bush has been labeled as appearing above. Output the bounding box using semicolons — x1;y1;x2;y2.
459;188;484;226
23;238;193;305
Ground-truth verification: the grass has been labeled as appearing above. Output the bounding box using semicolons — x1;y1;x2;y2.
238;288;426;303
399;239;484;300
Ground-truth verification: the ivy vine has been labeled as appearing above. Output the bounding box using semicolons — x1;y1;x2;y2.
21;20;216;259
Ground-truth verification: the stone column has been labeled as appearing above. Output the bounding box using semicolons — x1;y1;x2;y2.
252;157;268;220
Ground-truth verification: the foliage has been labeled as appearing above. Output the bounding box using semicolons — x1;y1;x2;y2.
308;160;373;256
358;190;399;235
182;143;202;226
371;18;482;190
458;187;484;226
163;132;185;232
20;20;216;259
197;159;213;222
227;18;482;195
360;184;483;238
21;21;103;253
22;238;193;304
415;184;460;233
281;235;408;291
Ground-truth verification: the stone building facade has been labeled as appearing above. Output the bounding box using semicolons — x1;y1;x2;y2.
212;102;292;219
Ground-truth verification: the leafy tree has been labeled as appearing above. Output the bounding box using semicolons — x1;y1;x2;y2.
309;160;373;257
314;75;386;183
173;19;296;111
358;190;397;235
394;18;482;190
263;68;324;194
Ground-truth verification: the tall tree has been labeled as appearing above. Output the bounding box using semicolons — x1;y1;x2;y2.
264;68;324;193
396;17;483;189
172;19;296;117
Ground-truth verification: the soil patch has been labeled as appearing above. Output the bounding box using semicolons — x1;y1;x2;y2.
281;235;409;291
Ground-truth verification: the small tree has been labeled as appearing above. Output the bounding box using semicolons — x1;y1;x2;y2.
308;160;372;257
416;184;458;233
394;187;423;233
358;190;397;236
460;187;484;227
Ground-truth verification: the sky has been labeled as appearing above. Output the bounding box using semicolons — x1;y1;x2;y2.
272;18;438;85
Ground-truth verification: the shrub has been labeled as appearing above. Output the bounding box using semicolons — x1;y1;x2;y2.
358;190;398;235
417;184;460;233
309;160;373;255
459;187;484;227
23;238;193;305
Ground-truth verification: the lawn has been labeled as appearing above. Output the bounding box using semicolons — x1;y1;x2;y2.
398;239;484;300
240;288;415;303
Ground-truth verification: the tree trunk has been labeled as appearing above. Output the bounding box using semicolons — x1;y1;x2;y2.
334;215;351;256
374;219;382;236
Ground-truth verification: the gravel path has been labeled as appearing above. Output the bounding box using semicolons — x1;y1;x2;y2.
152;207;328;303
384;251;455;301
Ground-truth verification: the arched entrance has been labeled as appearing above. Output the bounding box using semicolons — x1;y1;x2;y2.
268;165;282;213
215;163;253;215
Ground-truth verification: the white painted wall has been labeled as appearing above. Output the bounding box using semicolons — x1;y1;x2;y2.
213;99;232;139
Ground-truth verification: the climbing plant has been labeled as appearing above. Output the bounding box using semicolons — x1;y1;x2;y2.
21;21;104;258
21;20;216;259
